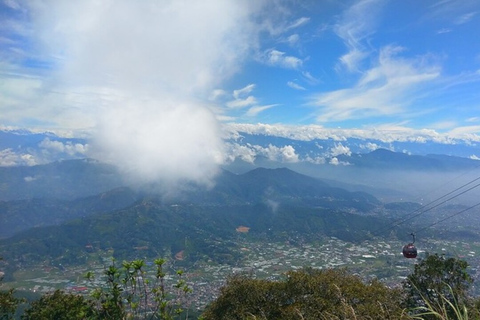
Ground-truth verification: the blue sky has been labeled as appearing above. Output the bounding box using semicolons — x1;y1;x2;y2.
221;0;480;131
1;0;480;183
1;0;479;136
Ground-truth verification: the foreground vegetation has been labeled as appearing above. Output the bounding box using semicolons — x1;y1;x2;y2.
2;254;480;319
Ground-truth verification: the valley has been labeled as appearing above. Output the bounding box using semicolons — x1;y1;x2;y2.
2;155;480;315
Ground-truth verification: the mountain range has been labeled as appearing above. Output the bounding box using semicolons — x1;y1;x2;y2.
1;129;480;276
0;161;399;271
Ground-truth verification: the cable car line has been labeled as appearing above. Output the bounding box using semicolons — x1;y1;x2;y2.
413;201;480;235
371;179;480;237
408;164;480;204
345;168;480;259
384;181;480;232
388;176;480;228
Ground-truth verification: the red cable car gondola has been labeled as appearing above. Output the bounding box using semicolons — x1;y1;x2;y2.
402;233;417;258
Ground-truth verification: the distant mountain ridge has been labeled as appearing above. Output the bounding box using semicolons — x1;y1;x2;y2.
0;187;139;239
0;164;381;239
2;128;480;168
0;159;123;201
337;149;480;171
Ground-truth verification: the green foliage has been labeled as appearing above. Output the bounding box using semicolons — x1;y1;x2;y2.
410;283;475;320
91;262;125;319
88;258;192;320
3;257;192;320
4;255;480;319
0;288;23;320
202;268;408;320
0;257;24;320
21;290;97;320
403;254;473;319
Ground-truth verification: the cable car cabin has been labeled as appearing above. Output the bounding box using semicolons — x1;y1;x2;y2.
402;243;417;258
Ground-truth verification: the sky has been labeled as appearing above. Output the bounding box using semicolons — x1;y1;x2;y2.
1;0;480;183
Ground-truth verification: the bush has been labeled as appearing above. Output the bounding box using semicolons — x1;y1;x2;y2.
403;254;473;319
203;268;408;320
21;290;97;320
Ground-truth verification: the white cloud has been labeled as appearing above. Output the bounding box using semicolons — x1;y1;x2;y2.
302;71;320;85
219;84;277;119
360;142;380;151
90;98;225;187
2;0;268;186
305;156;326;164
430;120;458;130
0;149;37;166
226;142;299;163
225;123;480;145
225;143;257;163
225;84;258;109
287;81;306;91
454;11;477;24
27;1;256;95
209;89;227;101
447;125;480;140
259;145;299;163
334;0;383;72
286;17;310;30
246;104;277;117
227;96;257;109
330;157;340;165
233;84;256;99
39;138;89;156
339;49;368;73
329;157;350;166
311;46;440;123
265;199;279;213
4;0;21;10
437;28;452;34
330;143;351;157
286;34;300;46
225;142;300;163
263;49;303;69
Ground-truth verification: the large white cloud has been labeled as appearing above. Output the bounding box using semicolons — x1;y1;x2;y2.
91;98;224;187
7;0;267;186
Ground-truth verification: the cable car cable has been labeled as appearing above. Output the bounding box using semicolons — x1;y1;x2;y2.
413;201;480;235
382;176;480;230
408;164;480;203
370;179;480;237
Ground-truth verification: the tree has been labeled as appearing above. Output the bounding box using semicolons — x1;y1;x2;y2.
0;288;23;320
88;258;192;320
17;258;191;320
403;254;473;318
203;268;408;320
0;258;24;320
21;290;97;320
